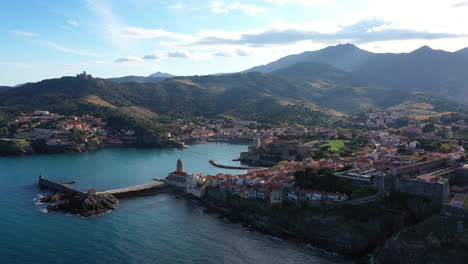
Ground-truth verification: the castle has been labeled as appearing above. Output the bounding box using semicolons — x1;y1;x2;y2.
76;71;92;79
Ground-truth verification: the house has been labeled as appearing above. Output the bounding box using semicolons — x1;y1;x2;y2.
287;189;348;203
186;173;207;198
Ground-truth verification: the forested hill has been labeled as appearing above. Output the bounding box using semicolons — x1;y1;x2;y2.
106;76;167;84
0;74;331;127
0;70;466;128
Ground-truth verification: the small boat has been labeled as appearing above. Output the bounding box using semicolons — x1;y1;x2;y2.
153;178;165;181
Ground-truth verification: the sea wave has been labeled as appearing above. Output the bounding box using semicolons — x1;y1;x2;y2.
265;235;283;241
33;193;47;205
305;243;338;256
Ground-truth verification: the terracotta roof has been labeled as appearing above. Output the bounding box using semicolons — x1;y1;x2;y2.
170;171;187;176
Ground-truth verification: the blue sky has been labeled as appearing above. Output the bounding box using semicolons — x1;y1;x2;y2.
1;0;468;86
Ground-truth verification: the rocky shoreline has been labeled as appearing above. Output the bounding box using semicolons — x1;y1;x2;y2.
0;140;183;157
36;187;468;263
39;192;119;217
197;189;468;264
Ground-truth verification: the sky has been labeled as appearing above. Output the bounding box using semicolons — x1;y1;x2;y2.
1;0;468;86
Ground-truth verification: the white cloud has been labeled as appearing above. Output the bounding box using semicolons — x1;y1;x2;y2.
122;27;189;39
85;0;128;49
167;50;190;58
213;50;234;57
171;17;462;48
168;3;184;9
143;53;160;60
213;48;250;57
263;0;335;6
452;1;468;7
45;41;100;57
9;30;39;37
115;56;143;63
209;1;267;16
66;20;79;26
236;49;250;56
210;1;229;13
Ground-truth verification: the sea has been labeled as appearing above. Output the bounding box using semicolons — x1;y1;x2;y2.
0;142;351;264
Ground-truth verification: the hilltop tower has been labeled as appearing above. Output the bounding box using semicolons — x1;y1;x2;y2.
177;159;184;172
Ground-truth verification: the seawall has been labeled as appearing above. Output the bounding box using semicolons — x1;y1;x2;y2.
38;176;87;197
209;160;262;170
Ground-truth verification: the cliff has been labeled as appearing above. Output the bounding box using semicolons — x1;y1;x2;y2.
370;216;468;264
0;138;33;155
203;189;440;257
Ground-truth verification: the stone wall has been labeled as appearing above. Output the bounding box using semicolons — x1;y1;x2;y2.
336;189;384;207
394;178;449;204
38;176;87;197
390;158;446;177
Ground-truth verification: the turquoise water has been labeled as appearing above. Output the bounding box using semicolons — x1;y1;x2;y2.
0;143;350;264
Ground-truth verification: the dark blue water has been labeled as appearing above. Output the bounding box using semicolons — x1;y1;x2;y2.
0;143;350;264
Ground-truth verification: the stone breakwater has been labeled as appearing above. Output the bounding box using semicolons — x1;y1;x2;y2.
37;176;169;217
209;160;263;170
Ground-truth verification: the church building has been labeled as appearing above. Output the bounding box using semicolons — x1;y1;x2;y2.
165;159;188;188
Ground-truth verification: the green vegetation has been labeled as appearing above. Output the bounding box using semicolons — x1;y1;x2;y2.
0;138;31;154
417;138;459;153
438;178;448;184
0;71;465;134
324;140;347;152
308;140;350;159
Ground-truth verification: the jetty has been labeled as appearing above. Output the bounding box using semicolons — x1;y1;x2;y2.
96;181;167;198
38;175;168;199
209;160;263;170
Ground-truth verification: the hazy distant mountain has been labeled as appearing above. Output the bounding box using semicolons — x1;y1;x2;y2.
148;71;174;78
270;61;368;87
14;83;27;87
351;46;468;103
107;76;167;84
455;47;468;59
245;43;373;73
245;44;468;104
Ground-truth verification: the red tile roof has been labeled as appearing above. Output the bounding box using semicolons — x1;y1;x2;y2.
170;171;187;176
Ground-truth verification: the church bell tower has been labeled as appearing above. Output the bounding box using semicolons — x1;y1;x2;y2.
176;159;184;172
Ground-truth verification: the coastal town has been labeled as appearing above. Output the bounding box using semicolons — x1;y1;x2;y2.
4;108;468;260
160;110;468;220
0;110;139;154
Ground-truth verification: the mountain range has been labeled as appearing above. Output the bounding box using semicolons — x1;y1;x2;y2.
245;43;468;104
0;44;467;128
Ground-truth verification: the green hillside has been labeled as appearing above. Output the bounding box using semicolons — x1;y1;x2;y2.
0;71;466;130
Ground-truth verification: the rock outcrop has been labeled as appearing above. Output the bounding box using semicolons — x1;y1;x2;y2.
46;193;119;217
370;216;468;264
